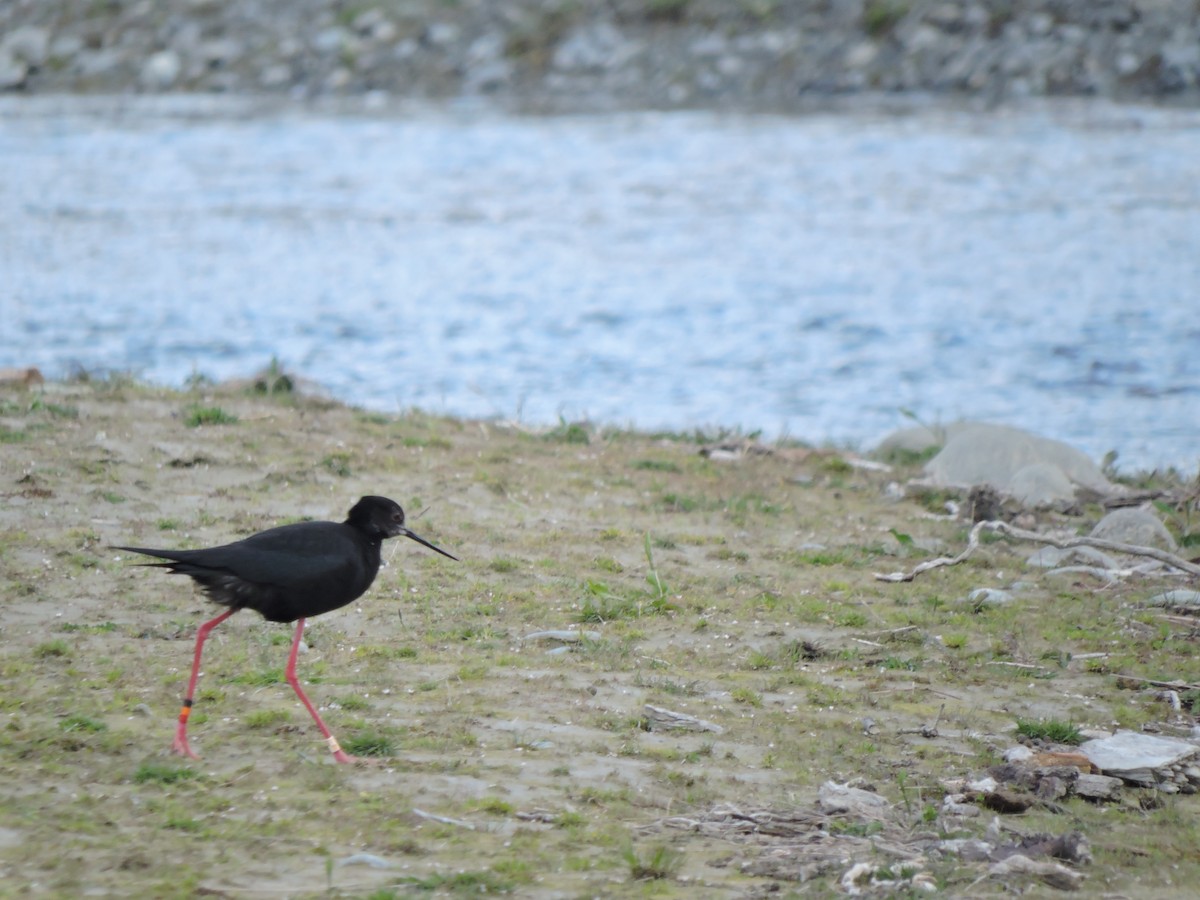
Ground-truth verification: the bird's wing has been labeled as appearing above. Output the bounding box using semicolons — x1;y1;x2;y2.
118;523;362;590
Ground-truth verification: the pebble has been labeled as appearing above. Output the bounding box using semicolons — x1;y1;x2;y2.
967;588;1013;608
339;852;392;869
141;51;182;90
0;53;25;89
2;25;51;66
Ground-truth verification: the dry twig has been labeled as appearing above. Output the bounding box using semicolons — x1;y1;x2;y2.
874;520;1200;583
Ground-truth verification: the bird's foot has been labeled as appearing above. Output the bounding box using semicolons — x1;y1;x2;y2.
172;732;200;760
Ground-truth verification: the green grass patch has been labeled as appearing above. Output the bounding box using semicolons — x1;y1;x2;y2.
343;730;396;757
1015;717;1083;745
183;405;238;427
34;639;71;659
623;842;683;880
58;622;117;634
397;870;515;894
863;0;909;36
226;668;285;686
322;452;352;477
632;459;681;473
134;763;199;785
60;714;107;733
243;709;290;729
544;419;590;444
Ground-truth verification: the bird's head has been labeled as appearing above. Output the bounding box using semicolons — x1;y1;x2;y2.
347;496;458;560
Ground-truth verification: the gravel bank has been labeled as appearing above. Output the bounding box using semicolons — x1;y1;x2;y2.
2;0;1199;108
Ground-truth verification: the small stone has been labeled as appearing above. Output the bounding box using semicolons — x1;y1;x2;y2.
140;51;182;89
1028;13;1054;36
0;52;26;89
49;35;84;59
425;22;459;47
340;852;392;869
200;38;242;67
818;781;890;816
968;588;1013;608
325;67;352;89
1073;773;1122;801
2;25;51;66
966;776;999;793
939;836;991;859
845;41;878;68
352;7;387;36
260;63;292;88
691;34;726;57
1005;745;1034;763
75;49;123;78
942;797;982;817
311;27;348;54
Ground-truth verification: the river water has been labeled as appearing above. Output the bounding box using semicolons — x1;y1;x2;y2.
2;96;1197;472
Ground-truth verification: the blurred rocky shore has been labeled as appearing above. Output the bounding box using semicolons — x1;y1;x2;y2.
1;0;1198;109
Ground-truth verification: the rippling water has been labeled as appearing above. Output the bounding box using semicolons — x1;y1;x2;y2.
2;96;1198;472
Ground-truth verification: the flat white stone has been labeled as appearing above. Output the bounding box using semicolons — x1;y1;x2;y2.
1081;731;1199;774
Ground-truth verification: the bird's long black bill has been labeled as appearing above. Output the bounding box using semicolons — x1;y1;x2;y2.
401;528;459;561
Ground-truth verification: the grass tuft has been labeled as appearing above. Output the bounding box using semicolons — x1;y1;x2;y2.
134;763;199;785
623;842;683;880
183;405;238;427
1015;717;1083;745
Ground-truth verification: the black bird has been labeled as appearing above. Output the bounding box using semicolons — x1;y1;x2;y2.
116;496;457;763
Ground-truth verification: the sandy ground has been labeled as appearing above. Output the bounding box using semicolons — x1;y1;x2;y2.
1;378;1199;897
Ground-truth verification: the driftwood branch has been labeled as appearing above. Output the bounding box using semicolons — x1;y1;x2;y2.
874;520;1200;583
412;808;476;830
643;704;724;734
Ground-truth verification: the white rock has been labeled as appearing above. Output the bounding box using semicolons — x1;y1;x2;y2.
426;22;459;46
968;588;1013;607
140;51;182;90
922;422;1116;504
818;781;890;816
2;25;50;66
845;41;879;68
0;51;26;88
1004;745;1034;763
50;35;84;59
1090;507;1177;550
1081;730;1200;777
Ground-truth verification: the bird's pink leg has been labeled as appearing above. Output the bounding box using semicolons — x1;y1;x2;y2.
285;618;359;763
173;608;237;758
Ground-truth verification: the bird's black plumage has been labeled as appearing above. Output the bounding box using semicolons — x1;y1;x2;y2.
116;495;457;762
116;495;456;622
